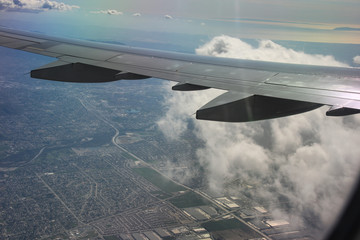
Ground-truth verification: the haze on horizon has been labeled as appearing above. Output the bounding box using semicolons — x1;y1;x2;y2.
0;0;359;43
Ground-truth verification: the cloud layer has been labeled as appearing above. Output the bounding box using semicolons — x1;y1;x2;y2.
196;35;349;67
158;36;360;237
0;0;79;12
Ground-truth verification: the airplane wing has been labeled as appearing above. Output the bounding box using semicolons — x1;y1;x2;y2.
1;26;360;122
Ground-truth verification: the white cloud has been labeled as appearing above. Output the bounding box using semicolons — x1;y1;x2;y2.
0;0;79;12
133;12;141;17
354;55;360;65
164;14;173;19
196;35;349;67
90;9;123;15
157;84;223;140
157;36;360;237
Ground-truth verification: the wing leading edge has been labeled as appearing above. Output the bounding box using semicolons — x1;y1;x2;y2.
1;26;360;122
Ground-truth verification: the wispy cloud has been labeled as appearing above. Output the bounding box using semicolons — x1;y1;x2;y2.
90;9;122;15
157;36;359;237
0;0;79;12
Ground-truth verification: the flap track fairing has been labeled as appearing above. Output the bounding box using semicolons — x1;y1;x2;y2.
172;82;210;91
196;92;323;122
31;61;120;83
326;105;360;116
31;60;150;83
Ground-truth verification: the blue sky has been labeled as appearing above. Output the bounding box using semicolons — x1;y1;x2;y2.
0;0;359;43
1;0;358;24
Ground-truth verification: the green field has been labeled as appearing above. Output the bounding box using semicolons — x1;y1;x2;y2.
169;191;210;208
132;167;186;193
202;218;254;233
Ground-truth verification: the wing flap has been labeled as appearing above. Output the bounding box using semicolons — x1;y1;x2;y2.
177;63;276;83
255;82;360;105
266;72;360;94
46;44;120;61
1;40;35;49
108;54;188;71
59;56;101;66
0;35;16;44
0;31;45;43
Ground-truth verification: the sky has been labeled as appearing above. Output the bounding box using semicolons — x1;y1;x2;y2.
0;0;360;43
1;0;360;239
2;0;358;24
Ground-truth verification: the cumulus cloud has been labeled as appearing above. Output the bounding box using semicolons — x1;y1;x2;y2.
196;35;349;67
0;0;79;12
90;9;122;15
157;85;224;140
133;12;141;17
157;36;360;237
164;14;173;19
354;55;360;65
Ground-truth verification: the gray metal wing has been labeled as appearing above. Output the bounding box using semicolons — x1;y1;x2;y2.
1;26;360;122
